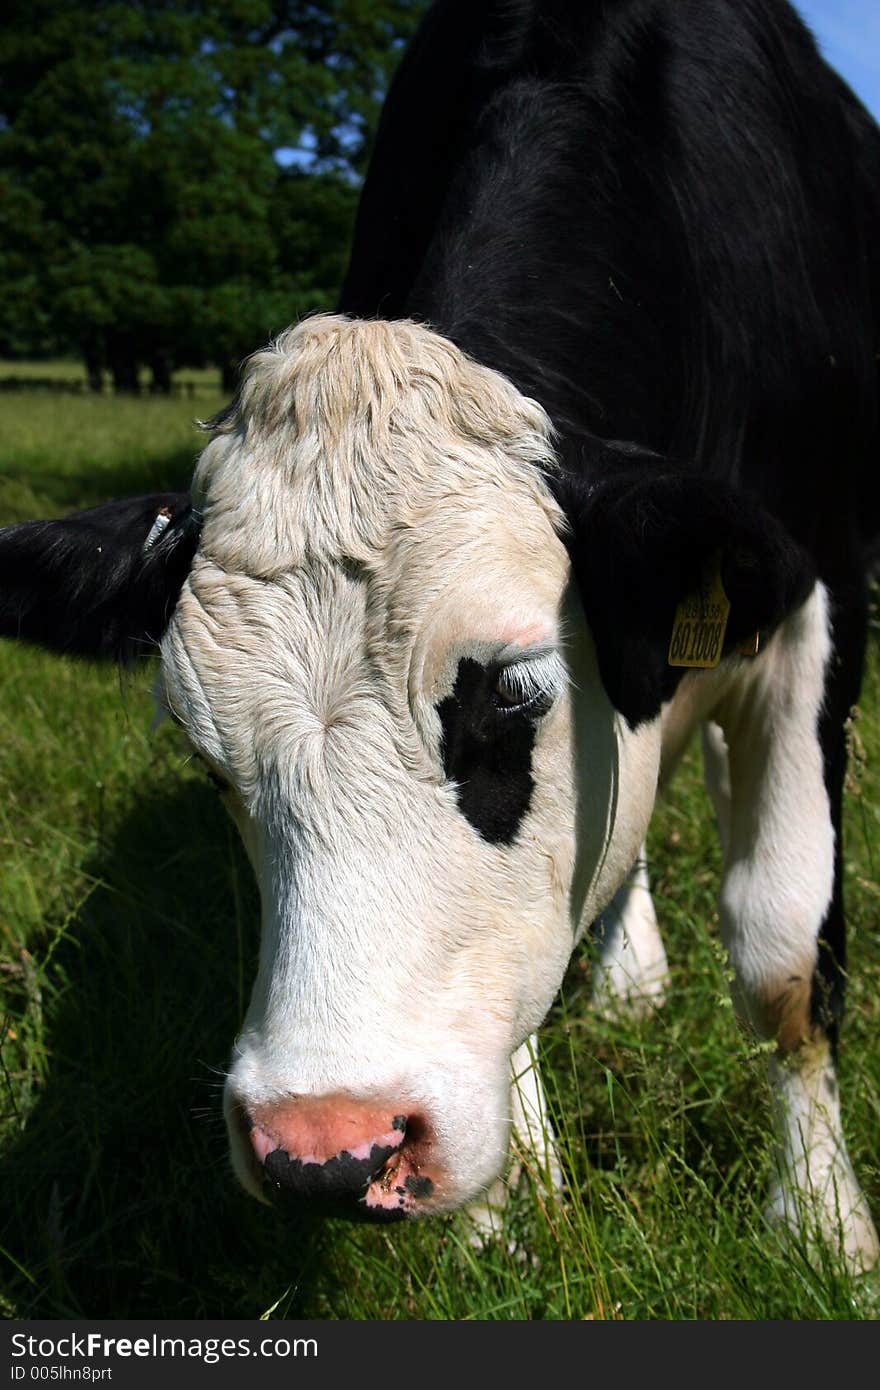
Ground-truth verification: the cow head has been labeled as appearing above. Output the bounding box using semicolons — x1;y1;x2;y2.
0;314;812;1219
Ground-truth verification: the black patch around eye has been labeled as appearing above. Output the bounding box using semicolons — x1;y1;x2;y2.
436;657;537;845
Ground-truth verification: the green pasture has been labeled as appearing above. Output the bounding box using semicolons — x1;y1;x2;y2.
0;359;224;394
0;381;878;1319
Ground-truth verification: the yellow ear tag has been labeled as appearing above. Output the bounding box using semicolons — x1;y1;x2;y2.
668;554;730;668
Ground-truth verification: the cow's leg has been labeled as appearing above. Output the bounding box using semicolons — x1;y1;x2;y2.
714;584;878;1273
701;720;732;853
590;677;717;1021
465;1035;563;1242
591;844;669;1017
508;1035;564;1194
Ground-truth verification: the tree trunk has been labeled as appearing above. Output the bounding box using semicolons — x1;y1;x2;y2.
149;349;172;395
80;337;103;394
109;336;140;394
83;342;104;394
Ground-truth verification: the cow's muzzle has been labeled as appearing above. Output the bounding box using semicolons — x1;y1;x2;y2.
234;1093;438;1221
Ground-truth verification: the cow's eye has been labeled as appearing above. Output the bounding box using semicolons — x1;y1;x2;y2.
492;651;566;718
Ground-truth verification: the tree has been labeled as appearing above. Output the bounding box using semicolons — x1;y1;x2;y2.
0;1;426;387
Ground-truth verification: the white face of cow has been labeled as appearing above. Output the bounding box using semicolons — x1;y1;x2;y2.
158;315;660;1218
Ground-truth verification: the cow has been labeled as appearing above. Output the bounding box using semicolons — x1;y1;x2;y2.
1;0;878;1273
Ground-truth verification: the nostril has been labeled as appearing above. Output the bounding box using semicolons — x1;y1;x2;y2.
245;1098;412;1203
399;1110;427;1145
230;1096;439;1220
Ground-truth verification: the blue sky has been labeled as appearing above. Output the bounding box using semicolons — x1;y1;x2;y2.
794;0;880;119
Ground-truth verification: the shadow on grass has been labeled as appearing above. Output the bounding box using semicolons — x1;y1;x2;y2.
0;443;206;523
0;777;334;1319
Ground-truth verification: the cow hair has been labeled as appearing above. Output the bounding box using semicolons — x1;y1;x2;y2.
339;0;880;724
192;314;560;578
0;493;201;660
341;0;880;563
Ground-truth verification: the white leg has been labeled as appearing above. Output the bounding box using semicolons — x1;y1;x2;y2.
701;720;732;854
591;844;669;1018
766;1041;879;1272
508;1035;564;1194
465;1035;562;1243
714;586;878;1273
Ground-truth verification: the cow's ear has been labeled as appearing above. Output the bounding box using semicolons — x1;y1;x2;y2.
0;493;200;661
555;468;816;726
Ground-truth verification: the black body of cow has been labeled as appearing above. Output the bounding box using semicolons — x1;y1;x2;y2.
338;0;880;1044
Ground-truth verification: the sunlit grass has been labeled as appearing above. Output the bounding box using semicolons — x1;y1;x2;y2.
0;385;878;1318
0;358;222;388
0;387;224;525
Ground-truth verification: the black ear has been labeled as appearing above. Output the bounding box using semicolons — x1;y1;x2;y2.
0;493;201;661
555;467;816;727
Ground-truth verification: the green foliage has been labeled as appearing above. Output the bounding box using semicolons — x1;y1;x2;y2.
0;1;425;379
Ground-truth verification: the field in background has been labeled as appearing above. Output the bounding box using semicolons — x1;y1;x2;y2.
1;384;878;1320
0;359;223;396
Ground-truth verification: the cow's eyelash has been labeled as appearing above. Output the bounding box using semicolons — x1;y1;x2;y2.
495;651;567;709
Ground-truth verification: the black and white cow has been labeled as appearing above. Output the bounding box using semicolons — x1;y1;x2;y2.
1;0;878;1270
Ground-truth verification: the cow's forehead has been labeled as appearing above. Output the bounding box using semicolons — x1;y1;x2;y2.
160;316;576;815
160;478;571;780
190;314;563;578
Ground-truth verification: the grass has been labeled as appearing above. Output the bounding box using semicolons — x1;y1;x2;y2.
0;358;222;392
0;384;878;1320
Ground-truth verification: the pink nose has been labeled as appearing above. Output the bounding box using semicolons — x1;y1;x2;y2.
247;1094;436;1217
